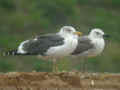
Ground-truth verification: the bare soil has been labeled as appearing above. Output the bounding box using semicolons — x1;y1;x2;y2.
0;72;120;90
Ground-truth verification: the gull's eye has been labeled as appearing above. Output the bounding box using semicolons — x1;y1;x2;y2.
66;29;72;32
96;32;100;35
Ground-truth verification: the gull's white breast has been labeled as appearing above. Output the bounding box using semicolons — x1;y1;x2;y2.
89;38;105;56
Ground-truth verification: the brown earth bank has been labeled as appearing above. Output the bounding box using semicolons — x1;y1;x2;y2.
0;72;120;90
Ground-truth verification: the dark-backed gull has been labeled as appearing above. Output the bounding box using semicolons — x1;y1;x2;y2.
5;26;82;56
4;26;83;72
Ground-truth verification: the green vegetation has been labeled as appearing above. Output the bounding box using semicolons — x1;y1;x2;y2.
0;0;120;72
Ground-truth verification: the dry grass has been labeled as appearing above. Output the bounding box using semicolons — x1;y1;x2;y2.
0;72;120;90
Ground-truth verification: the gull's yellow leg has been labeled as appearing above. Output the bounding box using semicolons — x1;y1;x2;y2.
52;58;58;73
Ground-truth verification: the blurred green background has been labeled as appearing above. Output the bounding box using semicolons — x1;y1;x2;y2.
0;0;120;73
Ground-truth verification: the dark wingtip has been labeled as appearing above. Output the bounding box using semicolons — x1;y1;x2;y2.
2;49;18;56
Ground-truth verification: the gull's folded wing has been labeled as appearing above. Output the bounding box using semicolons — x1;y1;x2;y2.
72;36;94;55
22;34;64;55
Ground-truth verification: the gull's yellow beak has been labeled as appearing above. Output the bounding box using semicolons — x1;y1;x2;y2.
74;32;83;36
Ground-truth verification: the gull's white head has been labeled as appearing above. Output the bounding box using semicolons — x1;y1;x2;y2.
89;28;109;39
58;26;82;38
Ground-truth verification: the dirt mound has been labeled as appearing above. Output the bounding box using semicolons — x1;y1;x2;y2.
0;72;120;90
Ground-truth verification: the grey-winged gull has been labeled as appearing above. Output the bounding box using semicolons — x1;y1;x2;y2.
4;26;83;72
71;28;109;71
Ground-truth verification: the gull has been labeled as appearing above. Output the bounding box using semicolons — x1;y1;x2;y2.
71;28;109;71
4;26;82;72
